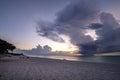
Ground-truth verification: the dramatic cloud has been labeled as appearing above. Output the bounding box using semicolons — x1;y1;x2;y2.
95;12;120;53
89;23;103;29
36;21;65;43
37;0;99;44
25;45;52;55
13;45;52;55
77;42;97;56
80;12;119;54
36;0;120;55
56;0;99;25
13;44;71;56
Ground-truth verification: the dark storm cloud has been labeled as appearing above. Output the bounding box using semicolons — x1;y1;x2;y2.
56;0;99;25
37;0;99;44
37;0;120;55
77;42;97;56
55;0;99;44
36;21;65;42
95;12;120;53
83;12;120;54
89;23;104;29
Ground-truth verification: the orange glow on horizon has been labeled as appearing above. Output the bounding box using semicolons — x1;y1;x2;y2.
15;35;79;53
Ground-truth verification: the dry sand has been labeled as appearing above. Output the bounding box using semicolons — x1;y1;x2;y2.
0;56;120;80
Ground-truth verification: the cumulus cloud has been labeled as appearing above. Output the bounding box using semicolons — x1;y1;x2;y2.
37;0;99;44
24;45;52;55
13;44;72;56
13;45;52;55
36;21;65;43
56;0;99;25
36;0;120;55
80;12;119;54
95;12;120;53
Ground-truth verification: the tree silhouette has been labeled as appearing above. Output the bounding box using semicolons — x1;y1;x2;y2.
0;39;16;54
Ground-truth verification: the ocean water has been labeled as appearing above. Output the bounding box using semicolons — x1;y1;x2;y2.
29;55;120;64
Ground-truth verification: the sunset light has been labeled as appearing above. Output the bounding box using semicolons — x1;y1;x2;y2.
1;0;120;80
85;29;98;40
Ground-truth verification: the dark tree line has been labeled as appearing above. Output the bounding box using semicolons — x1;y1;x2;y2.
0;39;16;54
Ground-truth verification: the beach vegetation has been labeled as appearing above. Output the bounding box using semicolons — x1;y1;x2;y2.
0;39;16;54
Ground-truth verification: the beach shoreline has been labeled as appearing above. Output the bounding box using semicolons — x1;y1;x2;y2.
0;56;120;80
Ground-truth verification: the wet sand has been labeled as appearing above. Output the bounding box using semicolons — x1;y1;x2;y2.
0;56;120;80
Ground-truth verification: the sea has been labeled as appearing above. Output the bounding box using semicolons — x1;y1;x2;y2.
27;54;120;64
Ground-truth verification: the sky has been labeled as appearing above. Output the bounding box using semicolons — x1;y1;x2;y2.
0;0;120;55
0;0;73;51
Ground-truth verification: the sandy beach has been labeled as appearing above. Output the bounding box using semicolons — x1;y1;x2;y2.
0;56;120;80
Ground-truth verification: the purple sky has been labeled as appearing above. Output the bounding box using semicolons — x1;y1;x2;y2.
0;0;120;52
0;0;70;50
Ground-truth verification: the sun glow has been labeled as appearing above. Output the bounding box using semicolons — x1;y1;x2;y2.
51;43;79;53
50;35;79;53
85;29;98;40
17;34;79;53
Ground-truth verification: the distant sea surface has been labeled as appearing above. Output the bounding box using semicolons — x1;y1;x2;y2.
28;55;120;64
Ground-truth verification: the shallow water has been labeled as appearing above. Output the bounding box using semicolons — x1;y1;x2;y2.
28;55;120;64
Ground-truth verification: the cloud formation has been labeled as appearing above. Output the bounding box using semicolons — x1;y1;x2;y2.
79;12;120;54
37;0;99;44
36;0;120;55
95;12;120;53
25;45;52;55
13;45;52;55
36;21;65;43
14;44;72;56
